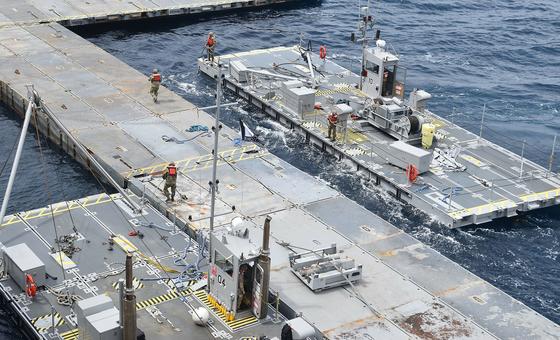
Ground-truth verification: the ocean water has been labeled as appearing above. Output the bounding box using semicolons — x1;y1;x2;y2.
1;0;559;336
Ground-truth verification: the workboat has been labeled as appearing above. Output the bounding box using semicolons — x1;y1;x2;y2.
198;5;560;228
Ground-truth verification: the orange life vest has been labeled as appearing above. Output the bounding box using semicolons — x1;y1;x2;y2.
328;113;338;124
207;37;215;47
168;166;177;176
152;73;161;82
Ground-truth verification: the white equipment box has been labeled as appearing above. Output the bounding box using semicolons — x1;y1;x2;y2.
3;243;46;291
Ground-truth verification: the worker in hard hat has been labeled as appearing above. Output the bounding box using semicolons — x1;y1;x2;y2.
148;68;161;103
206;32;217;63
162;163;177;202
327;111;338;141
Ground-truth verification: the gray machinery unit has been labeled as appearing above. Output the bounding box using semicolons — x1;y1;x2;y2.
360;33;434;145
288;244;362;291
209;216;272;320
2;243;46;292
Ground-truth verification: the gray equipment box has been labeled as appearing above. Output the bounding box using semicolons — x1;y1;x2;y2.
387;140;432;174
281;84;315;116
3;243;46;291
229;60;249;83
77;296;121;340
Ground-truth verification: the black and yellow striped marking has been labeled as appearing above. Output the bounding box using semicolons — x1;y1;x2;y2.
112;277;143;290
193;290;259;330
60;328;78;340
31;312;64;333
135;288;192;310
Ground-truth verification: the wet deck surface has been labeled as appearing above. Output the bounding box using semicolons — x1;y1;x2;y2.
0;10;558;340
197;46;560;228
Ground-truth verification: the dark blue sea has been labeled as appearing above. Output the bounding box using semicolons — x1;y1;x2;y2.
1;0;559;337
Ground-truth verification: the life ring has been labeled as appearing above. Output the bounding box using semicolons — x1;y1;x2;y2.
25;274;37;298
319;45;327;60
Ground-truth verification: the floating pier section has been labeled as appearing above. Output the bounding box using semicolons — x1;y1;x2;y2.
0;2;559;340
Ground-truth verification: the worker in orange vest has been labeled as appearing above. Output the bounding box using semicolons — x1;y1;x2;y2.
148;68;161;103
206;32;217;63
327;112;338;141
162;162;177;202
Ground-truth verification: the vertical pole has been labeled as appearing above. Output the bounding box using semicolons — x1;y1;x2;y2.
51;306;55;332
451;107;455;124
548;135;557;177
478;104;486;142
274;291;280;322
258;216;272;319
447;186;453;211
519;139;526;178
208;65;223;292
123;254;137;340
0;90;33;224
118;278;125;329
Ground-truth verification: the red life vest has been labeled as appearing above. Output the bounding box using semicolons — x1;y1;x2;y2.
328;113;338;124
152;73;161;82
168;166;177;176
207;37;215;47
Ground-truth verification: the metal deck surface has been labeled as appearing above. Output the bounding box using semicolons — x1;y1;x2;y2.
0;193;284;339
197;46;560;228
0;0;300;27
0;13;558;340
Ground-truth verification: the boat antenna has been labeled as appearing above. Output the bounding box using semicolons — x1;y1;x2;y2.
353;0;375;90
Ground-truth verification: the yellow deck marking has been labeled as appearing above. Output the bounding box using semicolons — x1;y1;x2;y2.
60;328;78;340
431;119;447;129
31;312;64;333
1;193;118;227
112;234;138;253
520;188;560;202
449;199;516;219
193;290;258;330
460;154;484;167
126;145;266;177
50;251;77;269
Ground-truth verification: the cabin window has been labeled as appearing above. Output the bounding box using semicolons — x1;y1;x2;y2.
215;250;233;276
365;61;379;74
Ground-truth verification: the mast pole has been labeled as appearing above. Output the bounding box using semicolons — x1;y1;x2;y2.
208;65;223;292
0;86;35;224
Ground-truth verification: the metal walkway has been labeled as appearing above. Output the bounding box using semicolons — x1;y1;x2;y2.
0;6;558;340
0;0;299;27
